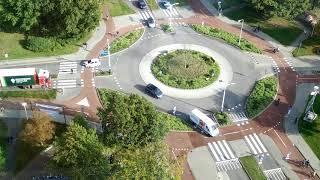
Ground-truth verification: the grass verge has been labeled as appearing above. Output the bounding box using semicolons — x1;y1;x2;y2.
225;6;302;46
292;36;320;57
0;119;7;173
191;24;261;53
246;76;278;118
0;89;57;100
103;0;135;16
109;29;144;54
0;32;91;61
298;95;320;159
240;156;266;180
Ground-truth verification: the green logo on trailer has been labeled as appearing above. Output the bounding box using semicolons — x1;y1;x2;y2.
4;75;35;86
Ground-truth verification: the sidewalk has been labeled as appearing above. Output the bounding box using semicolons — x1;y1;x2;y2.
285;83;320;175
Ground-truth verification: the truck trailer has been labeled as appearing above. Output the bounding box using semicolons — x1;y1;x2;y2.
0;68;51;88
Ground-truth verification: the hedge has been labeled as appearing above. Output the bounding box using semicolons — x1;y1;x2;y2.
0;89;57;100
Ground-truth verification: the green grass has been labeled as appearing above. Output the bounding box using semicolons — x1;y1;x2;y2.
146;0;159;10
109;29;144;54
0;120;7;173
246;76;278;118
225;6;303;46
191;24;261;53
215;112;232;126
0;32;91;61
0;89;57;100
213;0;244;9
240;156;267;180
103;0;135;16
161;24;174;33
292;36;320;57
298;95;320;159
151;49;220;89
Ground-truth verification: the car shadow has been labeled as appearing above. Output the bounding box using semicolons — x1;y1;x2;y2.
134;84;147;94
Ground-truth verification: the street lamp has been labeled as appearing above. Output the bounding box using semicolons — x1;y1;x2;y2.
21;102;28;120
238;19;244;46
107;39;111;73
217;1;222;16
221;82;236;112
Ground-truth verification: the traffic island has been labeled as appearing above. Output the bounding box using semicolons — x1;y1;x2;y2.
151;49;220;89
109;28;144;54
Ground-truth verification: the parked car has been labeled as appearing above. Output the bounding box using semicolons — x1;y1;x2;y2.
138;0;147;9
162;0;172;9
147;17;156;28
84;58;101;68
145;83;163;98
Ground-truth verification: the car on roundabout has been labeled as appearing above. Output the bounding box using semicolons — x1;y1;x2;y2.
145;83;163;99
138;0;147;9
162;0;172;9
84;58;101;68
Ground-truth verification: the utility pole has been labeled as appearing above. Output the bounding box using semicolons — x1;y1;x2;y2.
107;39;111;73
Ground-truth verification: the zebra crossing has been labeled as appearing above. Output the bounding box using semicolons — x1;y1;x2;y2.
162;7;180;18
228;112;248;122
58;61;77;74
138;10;154;21
208;140;242;171
52;79;77;89
264;168;287;180
283;57;295;72
244;133;268;155
268;56;281;73
216;159;242;172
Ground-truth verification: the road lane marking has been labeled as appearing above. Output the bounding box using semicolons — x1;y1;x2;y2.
273;129;287;147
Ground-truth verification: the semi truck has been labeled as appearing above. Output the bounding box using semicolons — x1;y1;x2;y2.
0;68;51;88
189;108;219;137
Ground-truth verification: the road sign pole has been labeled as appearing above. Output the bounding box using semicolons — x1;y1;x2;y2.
107;39;111;73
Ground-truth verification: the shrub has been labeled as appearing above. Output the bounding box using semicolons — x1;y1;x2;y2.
0;89;57;99
246;76;278;118
161;24;174;32
191;24;262;54
25;36;62;52
215;112;232;126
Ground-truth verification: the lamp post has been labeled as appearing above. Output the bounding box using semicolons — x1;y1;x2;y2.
107;39;111;73
238;19;244;46
21;102;28;120
217;1;222;16
221;82;236;112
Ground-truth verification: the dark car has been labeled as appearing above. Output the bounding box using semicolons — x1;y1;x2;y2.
147;17;156;28
138;0;147;9
145;83;163;98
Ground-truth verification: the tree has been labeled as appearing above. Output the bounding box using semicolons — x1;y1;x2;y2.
72;114;89;130
112;142;175;179
19;112;55;147
52;123;111;179
247;0;311;18
97;91;169;148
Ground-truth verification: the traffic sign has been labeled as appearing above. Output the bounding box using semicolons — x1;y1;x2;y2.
100;50;108;57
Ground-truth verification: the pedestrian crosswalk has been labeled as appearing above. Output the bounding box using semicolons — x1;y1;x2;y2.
52;79;77;89
138;10;154;20
208;140;236;162
228;112;248;122
216;159;242;172
244;133;268;155
264;168;287;180
162;7;180;18
59;62;78;74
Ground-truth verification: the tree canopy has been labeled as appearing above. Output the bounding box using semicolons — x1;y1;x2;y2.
247;0;311;18
98;90;169;148
0;0;100;38
19;112;56;147
52;123;111;179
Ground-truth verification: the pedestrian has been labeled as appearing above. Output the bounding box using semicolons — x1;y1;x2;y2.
71;68;73;74
116;31;119;36
257;25;261;32
172;106;177;115
273;48;277;53
306;160;310;167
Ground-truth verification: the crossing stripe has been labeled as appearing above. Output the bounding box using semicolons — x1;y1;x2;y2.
171;8;179;16
218;141;230;159
57;85;76;88
55;79;76;82
244;135;258;154
208;143;220;161
249;134;262;154
146;10;154;19
223;140;235;159
253;133;268;153
162;9;170;17
213;142;226;161
140;11;147;20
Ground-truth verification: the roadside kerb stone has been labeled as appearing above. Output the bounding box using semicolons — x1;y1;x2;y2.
139;44;233;99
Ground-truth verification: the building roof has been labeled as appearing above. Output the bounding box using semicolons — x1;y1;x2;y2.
0;68;36;76
191;108;217;126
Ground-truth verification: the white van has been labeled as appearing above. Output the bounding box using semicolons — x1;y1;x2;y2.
189;109;219;137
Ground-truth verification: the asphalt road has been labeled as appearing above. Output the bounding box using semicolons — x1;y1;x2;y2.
96;25;274;116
